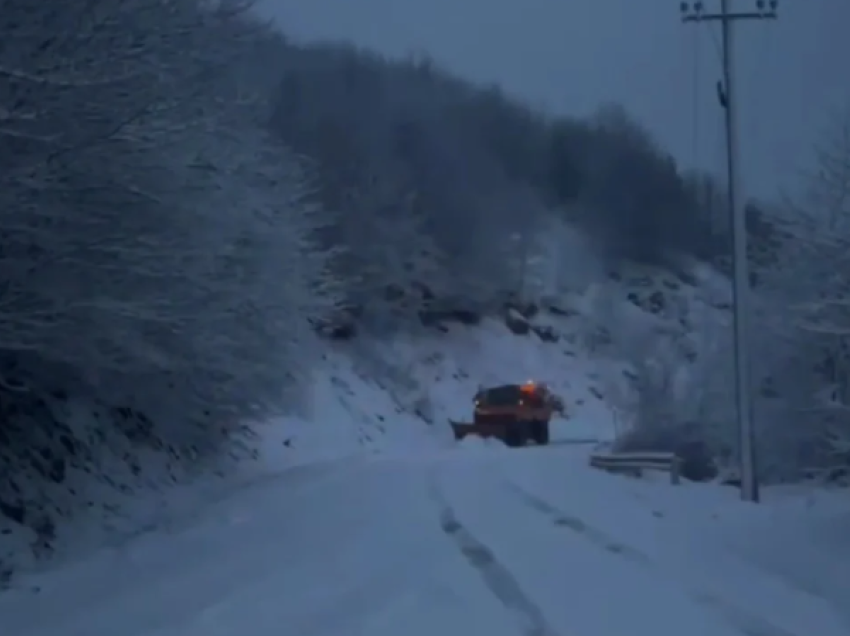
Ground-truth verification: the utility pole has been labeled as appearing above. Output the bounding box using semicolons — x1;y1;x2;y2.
680;0;777;503
511;232;528;302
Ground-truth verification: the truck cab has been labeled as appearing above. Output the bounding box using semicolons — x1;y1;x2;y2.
450;381;558;446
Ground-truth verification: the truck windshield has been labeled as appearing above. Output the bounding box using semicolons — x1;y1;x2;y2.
481;385;524;406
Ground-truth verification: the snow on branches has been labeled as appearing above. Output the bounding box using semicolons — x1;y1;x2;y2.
0;0;336;443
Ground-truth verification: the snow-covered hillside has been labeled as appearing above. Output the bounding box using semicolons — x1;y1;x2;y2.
3;257;850;636
1;256;732;583
250;255;728;470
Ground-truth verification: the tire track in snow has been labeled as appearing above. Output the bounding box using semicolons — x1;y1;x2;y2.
692;592;801;636
501;480;651;565
429;480;561;636
501;479;802;636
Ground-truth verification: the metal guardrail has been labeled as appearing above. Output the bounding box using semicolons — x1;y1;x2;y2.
589;451;681;485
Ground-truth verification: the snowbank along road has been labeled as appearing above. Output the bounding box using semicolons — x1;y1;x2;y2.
1;441;847;636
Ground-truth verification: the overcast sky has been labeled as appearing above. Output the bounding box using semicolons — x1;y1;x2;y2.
258;0;847;201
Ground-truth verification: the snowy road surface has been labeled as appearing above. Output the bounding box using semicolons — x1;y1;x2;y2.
2;442;848;636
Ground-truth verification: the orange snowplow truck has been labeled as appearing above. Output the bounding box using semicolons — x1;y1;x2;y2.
449;381;562;447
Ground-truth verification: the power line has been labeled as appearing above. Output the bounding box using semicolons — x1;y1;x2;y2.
679;0;779;504
689;24;700;170
707;21;725;66
744;20;776;167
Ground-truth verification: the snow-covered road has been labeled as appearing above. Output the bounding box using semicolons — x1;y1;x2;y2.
2;443;848;636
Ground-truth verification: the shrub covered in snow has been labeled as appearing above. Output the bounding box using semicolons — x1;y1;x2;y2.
603;106;850;485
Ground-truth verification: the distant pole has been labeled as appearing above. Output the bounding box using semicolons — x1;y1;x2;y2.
512;232;529;302
680;0;778;503
519;232;528;302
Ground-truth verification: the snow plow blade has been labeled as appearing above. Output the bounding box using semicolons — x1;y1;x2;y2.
449;419;509;441
449;420;475;440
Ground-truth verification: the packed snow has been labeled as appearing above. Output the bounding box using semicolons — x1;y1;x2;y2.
3;441;849;636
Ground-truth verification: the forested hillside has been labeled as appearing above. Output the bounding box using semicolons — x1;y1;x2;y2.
1;0;848;579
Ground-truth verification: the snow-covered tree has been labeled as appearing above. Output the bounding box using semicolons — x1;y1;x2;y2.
0;0;336;450
746;106;850;480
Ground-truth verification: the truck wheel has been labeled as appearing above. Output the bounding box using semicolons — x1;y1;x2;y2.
505;426;524;448
532;421;550;445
